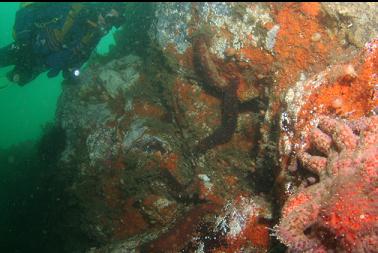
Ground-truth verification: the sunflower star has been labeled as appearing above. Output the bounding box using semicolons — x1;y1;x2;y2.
275;115;378;252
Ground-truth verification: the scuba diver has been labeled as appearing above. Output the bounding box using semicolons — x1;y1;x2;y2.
0;2;126;86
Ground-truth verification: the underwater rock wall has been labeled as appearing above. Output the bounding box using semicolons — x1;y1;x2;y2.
55;3;378;252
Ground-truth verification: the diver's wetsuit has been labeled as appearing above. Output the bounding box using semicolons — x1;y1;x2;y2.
0;2;124;85
0;43;41;85
0;44;17;67
0;3;71;85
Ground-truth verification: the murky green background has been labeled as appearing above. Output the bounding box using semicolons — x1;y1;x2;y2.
0;3;119;252
0;2;115;149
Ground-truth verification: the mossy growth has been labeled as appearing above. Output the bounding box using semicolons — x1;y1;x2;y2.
230;2;249;21
87;2;183;122
252;117;280;195
124;39;182;128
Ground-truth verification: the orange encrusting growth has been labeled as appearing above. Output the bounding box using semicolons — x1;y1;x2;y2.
114;198;149;239
297;39;378;136
299;2;320;17
239;47;273;75
221;216;270;252
273;2;335;95
99;167;149;240
242;216;270;248
160;152;178;172
133;100;166;120
174;79;221;130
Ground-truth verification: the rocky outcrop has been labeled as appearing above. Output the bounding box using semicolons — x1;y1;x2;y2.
54;3;378;252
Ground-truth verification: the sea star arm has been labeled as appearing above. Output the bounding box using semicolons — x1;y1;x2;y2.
318;116;358;152
310;128;332;156
192;35;239;154
276;190;325;252
297;151;327;175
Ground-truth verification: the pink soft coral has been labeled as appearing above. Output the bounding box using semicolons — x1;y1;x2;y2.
276;115;378;252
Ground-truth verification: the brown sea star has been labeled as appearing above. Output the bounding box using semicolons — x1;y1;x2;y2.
275;115;378;252
192;35;263;154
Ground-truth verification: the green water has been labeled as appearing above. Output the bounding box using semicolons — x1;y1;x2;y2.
0;3;118;252
0;2;115;149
